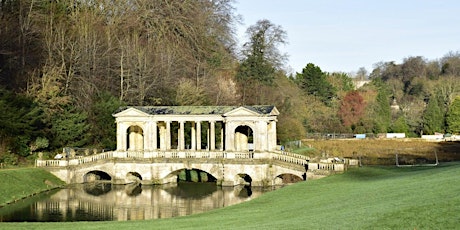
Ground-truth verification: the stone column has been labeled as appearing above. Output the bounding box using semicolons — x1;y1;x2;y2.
224;122;234;151
136;126;144;150
256;121;267;152
152;121;158;150
206;125;210;150
268;120;276;151
210;121;216;150
196;121;201;150
179;121;185;150
123;123;129;151
191;121;196;150
116;122;124;151
166;121;171;150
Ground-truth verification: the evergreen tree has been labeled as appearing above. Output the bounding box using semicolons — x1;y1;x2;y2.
0;88;45;156
237;19;287;104
50;105;90;149
390;115;409;134
89;92;125;150
446;96;460;134
371;79;391;133
296;63;336;105
422;93;444;134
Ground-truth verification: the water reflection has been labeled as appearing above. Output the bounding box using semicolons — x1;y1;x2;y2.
0;183;274;222
83;183;112;196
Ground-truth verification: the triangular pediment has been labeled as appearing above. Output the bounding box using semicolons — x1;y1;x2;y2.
113;107;150;117
223;107;260;117
269;107;280;116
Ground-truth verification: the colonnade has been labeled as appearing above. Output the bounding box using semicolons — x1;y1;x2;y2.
117;120;228;152
114;106;279;153
153;120;224;151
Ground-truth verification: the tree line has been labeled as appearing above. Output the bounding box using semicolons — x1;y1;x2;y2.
1;0;460;164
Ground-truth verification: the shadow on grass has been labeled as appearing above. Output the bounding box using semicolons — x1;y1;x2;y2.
435;141;460;161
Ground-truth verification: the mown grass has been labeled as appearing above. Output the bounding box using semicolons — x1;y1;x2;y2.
2;162;459;229
0;168;65;206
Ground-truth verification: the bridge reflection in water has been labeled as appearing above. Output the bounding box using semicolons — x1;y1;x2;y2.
0;183;274;222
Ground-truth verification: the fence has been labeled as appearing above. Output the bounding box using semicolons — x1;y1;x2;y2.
305;133;378;140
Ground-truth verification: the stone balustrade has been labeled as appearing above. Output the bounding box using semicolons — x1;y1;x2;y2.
36;150;345;173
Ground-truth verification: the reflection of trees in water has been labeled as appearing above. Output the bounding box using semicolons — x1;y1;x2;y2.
163;182;217;198
83;183;112;196
125;183;142;196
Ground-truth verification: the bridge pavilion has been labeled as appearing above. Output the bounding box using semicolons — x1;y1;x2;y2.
113;105;279;153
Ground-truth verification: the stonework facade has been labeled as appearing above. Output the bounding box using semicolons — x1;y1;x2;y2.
112;105;279;153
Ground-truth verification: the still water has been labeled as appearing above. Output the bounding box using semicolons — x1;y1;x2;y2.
0;183;275;222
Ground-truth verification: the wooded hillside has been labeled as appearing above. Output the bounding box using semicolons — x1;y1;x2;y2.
1;0;460;164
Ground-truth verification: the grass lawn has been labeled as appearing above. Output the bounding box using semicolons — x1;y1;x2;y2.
0;168;65;206
2;162;459;229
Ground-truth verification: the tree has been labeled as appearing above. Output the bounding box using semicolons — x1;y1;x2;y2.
175;79;208;106
370;79;391;133
338;91;366;131
88;92;125;149
390;114;409;134
296;63;335;105
355;67;368;81
401;56;427;80
327;72;354;99
0;88;45;156
446;96;460;134
435;76;460;108
422;93;444;134
441;51;460;76
237;19;287;104
49;105;90;149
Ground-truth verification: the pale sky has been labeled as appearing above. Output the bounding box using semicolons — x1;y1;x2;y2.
235;0;460;75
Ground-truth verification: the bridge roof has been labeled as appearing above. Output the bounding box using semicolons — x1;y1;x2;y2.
114;105;278;116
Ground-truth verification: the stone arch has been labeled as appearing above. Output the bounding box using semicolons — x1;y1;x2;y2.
235;173;252;186
234;125;254;151
273;173;303;185
84;170;112;183
126;171;143;183
127;125;144;150
175;168;217;183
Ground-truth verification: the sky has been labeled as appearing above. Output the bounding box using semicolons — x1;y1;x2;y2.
234;0;460;75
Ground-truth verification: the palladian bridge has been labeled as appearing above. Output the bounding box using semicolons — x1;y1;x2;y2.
36;106;346;186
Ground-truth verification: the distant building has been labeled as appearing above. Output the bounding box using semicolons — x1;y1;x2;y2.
390;98;400;111
353;80;370;89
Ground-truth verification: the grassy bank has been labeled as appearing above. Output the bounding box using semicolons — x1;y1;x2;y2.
0;168;65;206
2;162;459;229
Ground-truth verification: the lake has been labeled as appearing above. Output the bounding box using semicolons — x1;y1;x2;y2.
0;182;275;222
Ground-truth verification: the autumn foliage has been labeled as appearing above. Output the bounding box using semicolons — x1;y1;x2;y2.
338;91;366;130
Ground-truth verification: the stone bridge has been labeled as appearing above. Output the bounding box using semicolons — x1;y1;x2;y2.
36;105;346;186
36;150;345;186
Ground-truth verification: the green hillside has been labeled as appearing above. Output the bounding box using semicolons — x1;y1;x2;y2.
0;168;65;206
